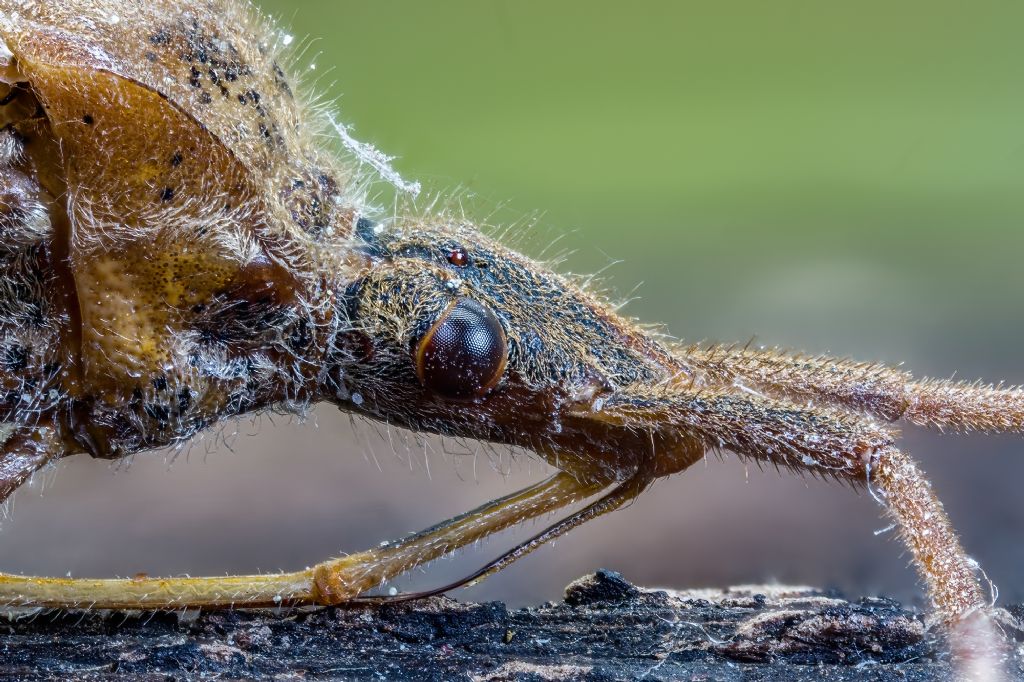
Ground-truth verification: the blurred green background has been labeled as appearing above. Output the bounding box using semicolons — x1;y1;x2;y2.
4;1;1024;609
259;0;1024;366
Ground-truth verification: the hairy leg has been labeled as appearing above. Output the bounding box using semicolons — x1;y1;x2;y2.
0;470;608;608
685;343;1024;433
582;386;989;625
581;384;1003;674
0;424;62;504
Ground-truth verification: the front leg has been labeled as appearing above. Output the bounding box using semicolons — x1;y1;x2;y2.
582;386;1000;673
687;343;1024;434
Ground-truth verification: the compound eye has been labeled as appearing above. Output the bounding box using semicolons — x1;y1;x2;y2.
415;298;508;399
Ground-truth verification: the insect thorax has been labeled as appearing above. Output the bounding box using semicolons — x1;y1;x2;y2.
0;0;374;458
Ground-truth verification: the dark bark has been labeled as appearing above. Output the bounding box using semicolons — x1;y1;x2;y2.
2;570;1022;680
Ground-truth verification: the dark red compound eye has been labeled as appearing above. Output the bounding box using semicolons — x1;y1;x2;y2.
415;298;508;399
447;247;469;267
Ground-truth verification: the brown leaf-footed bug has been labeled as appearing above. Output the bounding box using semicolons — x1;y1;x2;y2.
0;1;1014;675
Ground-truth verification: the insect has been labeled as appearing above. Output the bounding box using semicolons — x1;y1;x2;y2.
0;0;1015;674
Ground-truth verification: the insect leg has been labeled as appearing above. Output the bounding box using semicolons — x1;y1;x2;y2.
357;471;653;604
310;470;607;604
584;387;988;622
0;471;607;609
686;344;1024;433
583;386;1000;670
0;424;62;505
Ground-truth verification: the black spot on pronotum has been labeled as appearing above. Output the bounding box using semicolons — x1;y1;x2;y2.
82;114;94;125
160;187;175;202
149;29;170;45
170;151;183;167
272;62;293;97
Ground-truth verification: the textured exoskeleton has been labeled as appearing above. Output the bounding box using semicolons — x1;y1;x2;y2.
0;1;1019;676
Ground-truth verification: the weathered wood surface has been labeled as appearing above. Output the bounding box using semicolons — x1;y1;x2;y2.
2;570;1022;680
